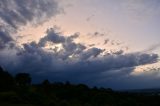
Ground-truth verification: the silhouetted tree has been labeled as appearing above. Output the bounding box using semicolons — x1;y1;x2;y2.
42;79;51;94
15;73;31;86
0;66;3;71
0;66;15;91
65;81;71;86
42;79;50;86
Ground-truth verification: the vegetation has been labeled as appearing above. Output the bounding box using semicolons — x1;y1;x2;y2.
0;66;160;106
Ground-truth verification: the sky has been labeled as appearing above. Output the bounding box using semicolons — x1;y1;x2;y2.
0;0;160;90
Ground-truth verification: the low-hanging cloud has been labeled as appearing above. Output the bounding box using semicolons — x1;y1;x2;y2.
0;28;159;89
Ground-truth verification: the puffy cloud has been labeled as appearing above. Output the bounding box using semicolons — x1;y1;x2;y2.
38;28;65;46
79;48;103;60
111;50;124;55
38;28;86;60
0;28;159;89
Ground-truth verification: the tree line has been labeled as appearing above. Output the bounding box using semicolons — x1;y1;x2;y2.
1;65;160;106
0;66;31;92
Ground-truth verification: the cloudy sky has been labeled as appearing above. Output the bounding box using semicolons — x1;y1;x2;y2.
0;0;160;90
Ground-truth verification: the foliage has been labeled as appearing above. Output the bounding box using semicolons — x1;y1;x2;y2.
0;65;160;106
0;66;15;91
15;73;31;86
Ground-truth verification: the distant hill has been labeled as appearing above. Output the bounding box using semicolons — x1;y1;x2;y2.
122;88;160;94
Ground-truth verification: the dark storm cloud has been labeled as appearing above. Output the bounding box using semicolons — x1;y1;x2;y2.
0;28;13;49
0;28;159;89
38;28;86;61
38;28;65;46
79;48;103;60
0;0;60;29
0;0;60;49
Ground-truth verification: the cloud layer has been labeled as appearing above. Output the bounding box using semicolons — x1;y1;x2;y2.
0;0;160;90
0;27;159;89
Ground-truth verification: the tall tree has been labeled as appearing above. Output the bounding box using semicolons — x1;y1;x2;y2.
0;66;15;91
